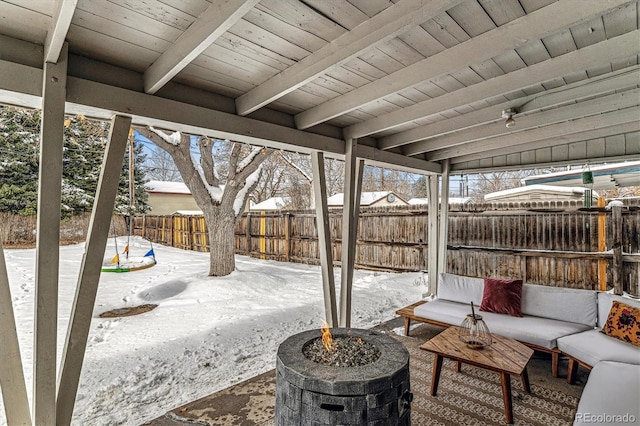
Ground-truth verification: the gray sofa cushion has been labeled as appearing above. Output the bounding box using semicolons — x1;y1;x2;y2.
437;273;598;326
597;292;640;328
574;361;640;425
437;273;484;305
521;284;597;327
557;329;640;366
414;300;592;349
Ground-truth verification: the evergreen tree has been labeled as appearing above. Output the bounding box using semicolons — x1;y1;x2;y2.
116;134;149;215
0;106;149;216
0;107;40;215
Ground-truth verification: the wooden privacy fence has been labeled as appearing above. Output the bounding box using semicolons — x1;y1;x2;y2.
131;203;640;295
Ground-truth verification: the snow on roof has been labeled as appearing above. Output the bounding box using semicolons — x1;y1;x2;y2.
327;191;396;206
173;210;203;215
408;197;471;205
485;184;598;201
251;196;290;210
145;180;191;195
522;161;640;189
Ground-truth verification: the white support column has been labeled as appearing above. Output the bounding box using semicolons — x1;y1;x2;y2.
349;159;365;283
427;175;440;296
339;138;363;328
311;152;338;327
438;160;450;275
33;43;67;426
56;115;131;426
0;240;31;426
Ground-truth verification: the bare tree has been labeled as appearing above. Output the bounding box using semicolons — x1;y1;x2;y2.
138;127;272;276
279;152;313;209
144;148;182;182
470;170;539;201
361;166;416;200
251;154;285;203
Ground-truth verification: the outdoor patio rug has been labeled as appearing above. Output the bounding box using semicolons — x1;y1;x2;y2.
147;322;586;426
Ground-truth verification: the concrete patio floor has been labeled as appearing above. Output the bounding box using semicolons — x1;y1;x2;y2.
145;317;588;426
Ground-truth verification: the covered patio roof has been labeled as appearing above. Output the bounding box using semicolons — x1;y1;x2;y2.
0;0;638;173
0;1;639;425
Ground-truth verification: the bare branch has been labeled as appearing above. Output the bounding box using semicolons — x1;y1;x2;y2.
279;151;312;182
198;137;218;187
236;147;272;184
232;165;263;218
227;142;242;181
237;147;264;174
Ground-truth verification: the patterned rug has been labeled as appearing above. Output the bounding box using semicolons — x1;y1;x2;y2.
148;324;584;426
405;339;578;425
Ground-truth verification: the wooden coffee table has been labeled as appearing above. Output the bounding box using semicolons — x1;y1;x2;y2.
420;326;534;424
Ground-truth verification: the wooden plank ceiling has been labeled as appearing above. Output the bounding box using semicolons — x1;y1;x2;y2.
0;0;638;174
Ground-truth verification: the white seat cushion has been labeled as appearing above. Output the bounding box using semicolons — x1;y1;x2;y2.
574;361;640;425
414;300;591;349
521;284;597;327
557;329;640;366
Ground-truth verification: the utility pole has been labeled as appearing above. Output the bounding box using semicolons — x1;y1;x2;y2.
128;129;135;211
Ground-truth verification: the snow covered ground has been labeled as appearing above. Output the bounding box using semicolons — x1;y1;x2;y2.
1;237;426;425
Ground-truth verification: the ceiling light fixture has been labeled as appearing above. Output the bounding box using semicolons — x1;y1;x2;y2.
501;108;517;128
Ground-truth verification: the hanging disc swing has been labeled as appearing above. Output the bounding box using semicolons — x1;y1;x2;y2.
101;235;157;273
101;129;157;272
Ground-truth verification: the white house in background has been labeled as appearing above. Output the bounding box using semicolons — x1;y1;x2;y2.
250;196;291;211
327;191;408;208
145;180;199;215
408;197;472;205
522;161;640;189
484;184;599;202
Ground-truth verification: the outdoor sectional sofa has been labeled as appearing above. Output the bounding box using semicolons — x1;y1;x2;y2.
397;272;640;425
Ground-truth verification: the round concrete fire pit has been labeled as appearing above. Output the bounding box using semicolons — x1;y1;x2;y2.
275;328;411;426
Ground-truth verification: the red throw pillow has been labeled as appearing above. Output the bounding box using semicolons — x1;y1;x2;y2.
480;278;523;317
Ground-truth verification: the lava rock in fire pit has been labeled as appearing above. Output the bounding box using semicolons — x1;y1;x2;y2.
302;335;381;367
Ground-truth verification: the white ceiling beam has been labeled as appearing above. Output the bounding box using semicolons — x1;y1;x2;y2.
427;106;640;161
295;0;632;130
450;121;640;165
235;0;462;116
44;0;77;63
0;54;441;174
357;144;441;175
378;67;640;150
0;57;341;153
144;0;260;94
348;28;640;139
404;87;640;156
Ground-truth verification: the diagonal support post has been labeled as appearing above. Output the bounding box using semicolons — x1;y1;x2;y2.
427;175;439;296
339;138;364;327
311;151;338;327
33;42;67;426
56;115;131;426
0;240;31;425
438;160;450;275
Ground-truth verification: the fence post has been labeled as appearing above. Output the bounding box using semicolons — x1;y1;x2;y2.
259;211;266;259
189;216;195;251
284;212;291;261
597;197;607;291
611;206;623;295
172;215;179;249
245;213;251;255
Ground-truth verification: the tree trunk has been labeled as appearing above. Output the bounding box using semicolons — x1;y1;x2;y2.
206;210;237;276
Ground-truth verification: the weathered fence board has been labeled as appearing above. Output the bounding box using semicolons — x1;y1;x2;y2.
132;205;640;295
